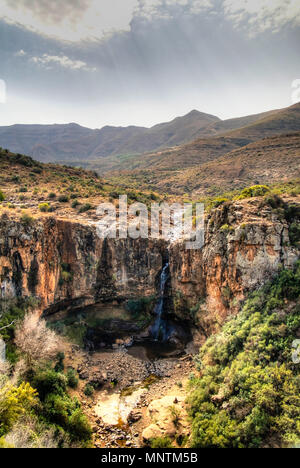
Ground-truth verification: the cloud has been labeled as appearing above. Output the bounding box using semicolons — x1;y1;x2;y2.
134;0;300;36
134;0;213;20
223;0;300;34
4;0;91;24
0;0;138;41
14;49;26;56
1;0;299;42
30;54;96;71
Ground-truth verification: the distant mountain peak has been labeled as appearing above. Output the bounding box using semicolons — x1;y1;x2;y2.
183;109;221;121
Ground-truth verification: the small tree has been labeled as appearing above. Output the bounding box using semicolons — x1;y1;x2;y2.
15;313;61;369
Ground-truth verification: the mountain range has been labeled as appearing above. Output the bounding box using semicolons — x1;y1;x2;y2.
1;104;295;168
0;102;299;198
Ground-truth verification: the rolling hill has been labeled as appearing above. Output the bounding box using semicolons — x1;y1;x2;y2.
102;103;300;195
109;133;300;197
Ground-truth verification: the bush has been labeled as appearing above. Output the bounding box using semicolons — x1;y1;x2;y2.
71;200;80;209
58;195;69;203
83;384;94;397
54;352;65;373
43;393;74;429
39;203;51;213
68;408;92;442
0;190;5;202
31;368;67;401
19;187;28;193
212;198;229;208
237;185;270;200
125;297;155;322
48;193;56;200
264;194;285;209
188;262;300;448
0;300;28;349
289;222;300;247
150;437;173;448
66;368;78;389
60;271;72;284
0;382;38;436
78;203;92;213
32;167;42;174
220;224;233;232
21;212;34;227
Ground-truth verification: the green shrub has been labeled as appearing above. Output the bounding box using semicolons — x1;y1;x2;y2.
150;437;173;448
31;368;67;401
54;352;65;373
68;408;92;442
32;167;42;174
48;192;56;199
289;222;300;247
38;203;51;213
125;297;155;323
264;194;285;209
220;224;233;232
0;190;5;202
236;185;270;200
71;200;80;209
66;368;78;389
212;198;229;208
19;187;28;193
0;299;30;362
78;203;92;213
83;384;94;397
21;212;34;226
60;271;72;284
0;382;38;437
58;195;69;203
188;262;300;448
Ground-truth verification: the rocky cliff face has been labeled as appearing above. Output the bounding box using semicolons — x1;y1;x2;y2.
0;214;165;313
0;198;299;339
170;198;299;337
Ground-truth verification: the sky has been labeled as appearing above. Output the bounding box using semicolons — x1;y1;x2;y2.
0;0;299;128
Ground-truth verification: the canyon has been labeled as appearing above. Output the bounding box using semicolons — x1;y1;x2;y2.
0;196;298;346
0;187;299;447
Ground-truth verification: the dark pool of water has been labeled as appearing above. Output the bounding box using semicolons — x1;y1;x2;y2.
126;340;185;361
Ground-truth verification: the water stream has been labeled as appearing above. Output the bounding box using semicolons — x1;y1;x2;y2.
150;263;169;341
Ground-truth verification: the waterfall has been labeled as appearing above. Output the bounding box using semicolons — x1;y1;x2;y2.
151;263;169;341
0;337;6;363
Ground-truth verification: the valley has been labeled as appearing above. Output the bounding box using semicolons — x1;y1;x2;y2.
0;102;299;449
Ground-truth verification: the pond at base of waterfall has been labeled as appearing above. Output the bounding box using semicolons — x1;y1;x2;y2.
126;341;184;361
45;263;192;361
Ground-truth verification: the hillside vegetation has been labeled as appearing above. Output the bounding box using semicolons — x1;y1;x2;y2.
107;132;300;197
0;301;91;448
0;148;161;220
189;262;300;448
